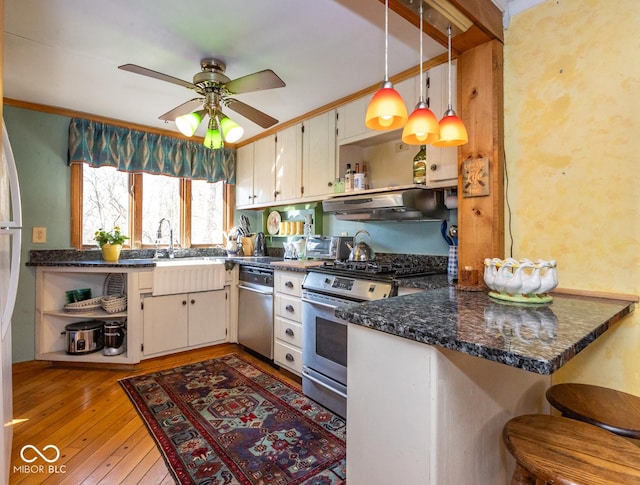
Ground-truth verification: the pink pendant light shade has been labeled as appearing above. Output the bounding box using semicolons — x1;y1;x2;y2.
365;81;408;130
402;101;440;144
433;108;468;147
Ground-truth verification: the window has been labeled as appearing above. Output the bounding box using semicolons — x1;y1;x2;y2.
191;179;224;245
81;166;130;246
72;164;228;249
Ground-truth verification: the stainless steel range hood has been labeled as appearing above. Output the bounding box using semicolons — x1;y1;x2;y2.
322;187;447;221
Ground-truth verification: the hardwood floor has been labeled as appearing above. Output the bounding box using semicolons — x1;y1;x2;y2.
9;344;301;484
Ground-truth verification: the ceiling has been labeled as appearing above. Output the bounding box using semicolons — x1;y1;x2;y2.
3;0;540;143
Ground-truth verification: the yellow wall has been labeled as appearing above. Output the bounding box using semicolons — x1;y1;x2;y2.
504;0;640;391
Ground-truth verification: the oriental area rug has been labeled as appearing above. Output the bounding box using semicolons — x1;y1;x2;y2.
120;354;346;484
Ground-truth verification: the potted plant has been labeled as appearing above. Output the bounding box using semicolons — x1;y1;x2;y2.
94;227;129;262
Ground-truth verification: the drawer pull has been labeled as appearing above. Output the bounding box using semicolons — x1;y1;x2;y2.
285;281;294;288
191;299;195;304
285;328;294;337
285;304;295;313
182;300;187;306
285;353;295;362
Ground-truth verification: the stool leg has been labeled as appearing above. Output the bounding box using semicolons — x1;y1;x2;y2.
511;463;541;485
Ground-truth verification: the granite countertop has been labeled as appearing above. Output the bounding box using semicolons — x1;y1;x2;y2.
335;287;636;375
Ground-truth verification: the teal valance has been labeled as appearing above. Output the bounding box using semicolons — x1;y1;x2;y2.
68;117;236;184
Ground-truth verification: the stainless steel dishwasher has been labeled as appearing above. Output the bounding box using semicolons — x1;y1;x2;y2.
237;265;274;359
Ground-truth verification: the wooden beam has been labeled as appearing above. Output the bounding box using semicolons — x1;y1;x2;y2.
457;39;504;285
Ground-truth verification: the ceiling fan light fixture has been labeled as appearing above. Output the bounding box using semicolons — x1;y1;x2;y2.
204;128;223;150
219;116;244;143
175;110;204;137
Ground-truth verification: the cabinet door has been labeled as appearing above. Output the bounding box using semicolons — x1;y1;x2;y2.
302;110;336;198
188;289;228;346
236;144;255;207
253;134;276;205
143;294;188;355
336;96;369;142
426;63;458;187
275;123;302;201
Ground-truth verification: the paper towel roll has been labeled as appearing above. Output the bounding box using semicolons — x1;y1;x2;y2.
445;195;458;209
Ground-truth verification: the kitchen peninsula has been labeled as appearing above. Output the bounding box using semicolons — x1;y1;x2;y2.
338;288;635;484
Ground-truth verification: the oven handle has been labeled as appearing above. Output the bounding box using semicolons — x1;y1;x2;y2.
301;296;339;310
238;284;273;296
303;370;348;400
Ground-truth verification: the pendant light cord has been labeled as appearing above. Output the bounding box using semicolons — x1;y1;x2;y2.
447;24;452;109
419;5;424;101
384;0;389;81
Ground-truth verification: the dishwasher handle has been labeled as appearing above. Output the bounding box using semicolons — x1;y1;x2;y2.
238;284;273;296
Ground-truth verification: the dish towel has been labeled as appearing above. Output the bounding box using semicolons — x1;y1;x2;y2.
448;245;458;281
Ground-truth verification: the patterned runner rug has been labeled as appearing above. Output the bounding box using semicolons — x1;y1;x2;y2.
120;354;346;484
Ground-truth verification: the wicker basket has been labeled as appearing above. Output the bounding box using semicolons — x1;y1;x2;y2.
64;297;103;313
103;273;127;296
101;294;127;314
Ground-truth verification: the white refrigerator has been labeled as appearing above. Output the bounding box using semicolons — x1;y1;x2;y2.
0;121;21;483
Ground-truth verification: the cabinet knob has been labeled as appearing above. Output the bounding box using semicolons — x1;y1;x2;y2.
430;164;439;171
182;300;187;305
285;281;294;288
285;304;295;313
191;299;195;304
285;328;294;337
285;353;295;362
274;190;280;198
327;181;333;187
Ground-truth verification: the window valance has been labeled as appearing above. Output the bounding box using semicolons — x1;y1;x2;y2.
68;117;236;184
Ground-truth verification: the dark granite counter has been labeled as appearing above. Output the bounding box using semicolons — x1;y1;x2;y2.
335;286;635;374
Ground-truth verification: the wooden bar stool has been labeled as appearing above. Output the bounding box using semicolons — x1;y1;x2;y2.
503;414;640;484
546;383;640;439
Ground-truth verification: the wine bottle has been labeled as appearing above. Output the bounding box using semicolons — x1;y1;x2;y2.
413;146;427;185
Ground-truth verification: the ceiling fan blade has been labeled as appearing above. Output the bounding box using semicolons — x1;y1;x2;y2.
226;99;278;128
118;64;196;90
159;98;203;121
225;69;285;94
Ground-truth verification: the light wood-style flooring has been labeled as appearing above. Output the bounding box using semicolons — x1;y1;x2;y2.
9;344;301;484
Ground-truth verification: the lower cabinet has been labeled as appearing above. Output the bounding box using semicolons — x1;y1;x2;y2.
142;289;228;356
273;270;305;375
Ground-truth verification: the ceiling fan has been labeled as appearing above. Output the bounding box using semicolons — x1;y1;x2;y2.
118;58;286;147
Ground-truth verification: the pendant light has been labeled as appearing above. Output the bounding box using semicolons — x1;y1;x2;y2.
402;4;439;145
365;0;408;131
433;24;468;147
203;117;223;149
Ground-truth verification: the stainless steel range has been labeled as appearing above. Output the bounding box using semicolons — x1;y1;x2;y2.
301;261;442;418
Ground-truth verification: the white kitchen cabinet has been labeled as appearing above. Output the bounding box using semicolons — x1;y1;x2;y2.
235;135;276;208
35;267;146;364
142;289;228;357
275;123;303;201
424;62;459;188
273;270;305;375
302;110;337;199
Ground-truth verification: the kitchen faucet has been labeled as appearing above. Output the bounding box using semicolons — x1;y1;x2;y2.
156;218;174;259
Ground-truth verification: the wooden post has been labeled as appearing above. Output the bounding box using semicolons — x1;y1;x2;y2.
457;40;505;286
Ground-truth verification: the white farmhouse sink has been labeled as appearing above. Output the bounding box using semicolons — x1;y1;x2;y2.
152;259;226;295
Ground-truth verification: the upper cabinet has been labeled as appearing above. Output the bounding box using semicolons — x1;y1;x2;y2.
275;123;303;202
236;135;276;209
424;62;458;188
234;63;459;210
302;110;337;199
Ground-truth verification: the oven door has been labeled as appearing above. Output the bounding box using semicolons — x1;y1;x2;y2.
301;290;350;417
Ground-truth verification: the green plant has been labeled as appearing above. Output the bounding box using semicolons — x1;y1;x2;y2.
94;226;129;247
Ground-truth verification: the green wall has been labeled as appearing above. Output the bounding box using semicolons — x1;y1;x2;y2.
5;106;72;362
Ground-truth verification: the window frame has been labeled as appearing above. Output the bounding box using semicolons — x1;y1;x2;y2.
71;163;234;250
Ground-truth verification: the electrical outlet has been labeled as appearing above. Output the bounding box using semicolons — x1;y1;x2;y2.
396;142;409;152
32;227;47;244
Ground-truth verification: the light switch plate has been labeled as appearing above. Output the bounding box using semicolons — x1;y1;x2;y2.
32;227;47;244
